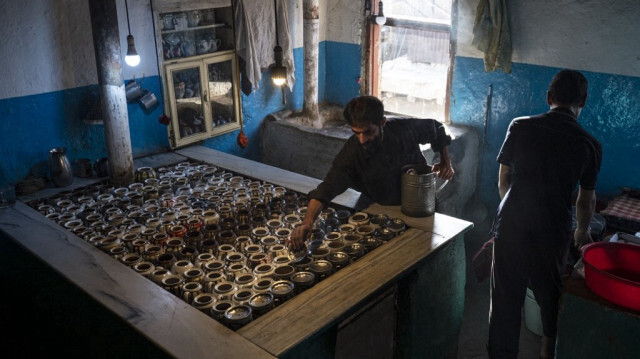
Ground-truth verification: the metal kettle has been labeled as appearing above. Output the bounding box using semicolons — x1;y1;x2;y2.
48;147;74;187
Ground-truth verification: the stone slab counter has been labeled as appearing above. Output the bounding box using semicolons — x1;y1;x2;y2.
0;146;473;358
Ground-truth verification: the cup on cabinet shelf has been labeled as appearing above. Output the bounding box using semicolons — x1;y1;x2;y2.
187;10;201;27
201;9;215;25
173;13;188;30
162;14;174;30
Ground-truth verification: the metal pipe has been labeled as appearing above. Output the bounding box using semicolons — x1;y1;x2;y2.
303;0;319;120
88;0;134;186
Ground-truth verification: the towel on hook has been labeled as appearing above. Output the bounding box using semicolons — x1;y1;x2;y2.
234;0;295;93
472;0;512;73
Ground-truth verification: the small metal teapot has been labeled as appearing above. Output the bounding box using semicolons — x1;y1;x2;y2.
48;147;74;187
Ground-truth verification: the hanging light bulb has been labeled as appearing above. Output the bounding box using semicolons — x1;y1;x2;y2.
270;0;286;87
271;67;287;86
375;1;387;26
125;35;140;67
123;0;140;67
271;45;287;87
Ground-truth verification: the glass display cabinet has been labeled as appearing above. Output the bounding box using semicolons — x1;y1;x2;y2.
152;0;241;148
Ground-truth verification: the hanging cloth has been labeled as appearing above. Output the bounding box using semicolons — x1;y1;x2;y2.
234;0;295;93
472;0;512;73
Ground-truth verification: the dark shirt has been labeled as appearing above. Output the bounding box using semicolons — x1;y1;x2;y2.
308;118;451;206
493;107;602;239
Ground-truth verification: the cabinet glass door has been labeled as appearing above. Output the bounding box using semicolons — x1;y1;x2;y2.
155;1;240;149
166;61;210;146
204;53;240;135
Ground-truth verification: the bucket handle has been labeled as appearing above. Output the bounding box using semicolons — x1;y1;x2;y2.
435;179;449;197
402;163;450;196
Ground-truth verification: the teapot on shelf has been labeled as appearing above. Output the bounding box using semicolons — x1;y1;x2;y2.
196;38;221;54
165;33;181;46
187;10;201;27
162;14;174;30
202;9;215;25
172;12;188;30
181;39;196;57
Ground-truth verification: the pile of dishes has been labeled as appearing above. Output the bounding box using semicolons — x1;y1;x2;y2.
30;161;407;329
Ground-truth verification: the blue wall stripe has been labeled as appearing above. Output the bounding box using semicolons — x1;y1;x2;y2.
324;41;362;106
451;56;640;211
202;47;307;162
0;76;167;186
4;46;637;213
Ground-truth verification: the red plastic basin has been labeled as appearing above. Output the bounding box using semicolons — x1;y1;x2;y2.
581;242;640;312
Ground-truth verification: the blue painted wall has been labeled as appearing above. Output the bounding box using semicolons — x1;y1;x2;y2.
451;56;640;211
201;40;364;162
0;76;168;187
324;41;362;106
0;46;315;187
202;47;306;162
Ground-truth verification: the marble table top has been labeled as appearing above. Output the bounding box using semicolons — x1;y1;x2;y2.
1;146;473;358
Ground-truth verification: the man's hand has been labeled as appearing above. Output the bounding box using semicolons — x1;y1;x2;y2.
574;228;593;248
574;187;596;249
287;223;311;251
432;146;454;180
432;162;454;180
498;164;511;200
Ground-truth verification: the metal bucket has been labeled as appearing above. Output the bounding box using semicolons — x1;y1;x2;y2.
401;164;448;217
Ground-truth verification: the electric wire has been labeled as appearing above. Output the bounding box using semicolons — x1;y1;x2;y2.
149;0;165;113
125;0;132;35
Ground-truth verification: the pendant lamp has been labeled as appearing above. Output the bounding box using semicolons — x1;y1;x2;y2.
124;0;140;67
270;0;287;86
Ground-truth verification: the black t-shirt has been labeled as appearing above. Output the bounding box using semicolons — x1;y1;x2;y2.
308;118;451;206
493;107;602;239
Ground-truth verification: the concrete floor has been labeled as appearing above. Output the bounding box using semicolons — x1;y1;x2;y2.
457;230;542;359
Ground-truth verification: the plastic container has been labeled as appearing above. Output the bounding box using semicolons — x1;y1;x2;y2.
581;242;640;312
524;287;543;336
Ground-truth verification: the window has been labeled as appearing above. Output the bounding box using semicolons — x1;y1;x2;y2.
367;0;455;122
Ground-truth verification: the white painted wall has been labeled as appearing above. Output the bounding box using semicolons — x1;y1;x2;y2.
0;0;95;99
9;0;638;100
289;0;304;48
0;0;158;100
118;0;159;81
0;0;351;101
456;0;640;78
289;0;363;46
318;0;327;42
326;0;364;44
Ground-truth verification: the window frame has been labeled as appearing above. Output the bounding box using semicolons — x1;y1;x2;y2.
363;0;457;124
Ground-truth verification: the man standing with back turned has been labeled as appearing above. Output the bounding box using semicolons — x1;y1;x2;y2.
488;70;602;358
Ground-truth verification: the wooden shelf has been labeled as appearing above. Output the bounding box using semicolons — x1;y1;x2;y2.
161;23;226;34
